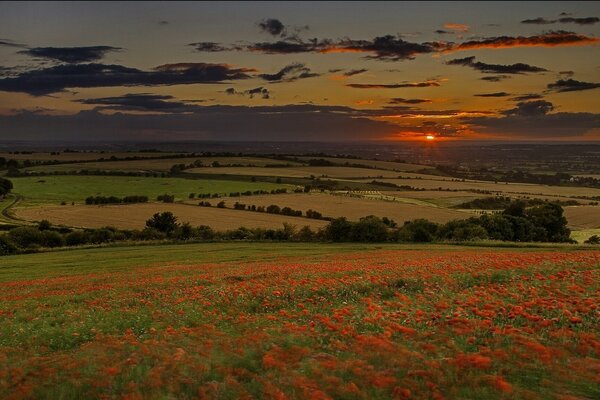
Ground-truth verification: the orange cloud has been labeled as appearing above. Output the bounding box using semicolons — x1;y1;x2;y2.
444;23;469;32
451;31;600;51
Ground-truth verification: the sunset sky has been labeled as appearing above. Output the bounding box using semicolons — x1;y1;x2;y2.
0;1;599;142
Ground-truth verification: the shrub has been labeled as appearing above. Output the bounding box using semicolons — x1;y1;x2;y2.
0;235;18;255
65;231;89;246
145;212;179;233
584;235;600;245
8;227;45;248
350;216;389;242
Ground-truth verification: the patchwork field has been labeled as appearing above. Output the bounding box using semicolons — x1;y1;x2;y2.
10;176;289;207
0;151;182;162
0;244;598;399
15;202;328;230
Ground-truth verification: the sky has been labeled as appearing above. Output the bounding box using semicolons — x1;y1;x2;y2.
0;1;599;143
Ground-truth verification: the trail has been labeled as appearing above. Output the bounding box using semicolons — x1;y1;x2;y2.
0;193;26;224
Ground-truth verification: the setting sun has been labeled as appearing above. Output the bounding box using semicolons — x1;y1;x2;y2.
426;135;436;141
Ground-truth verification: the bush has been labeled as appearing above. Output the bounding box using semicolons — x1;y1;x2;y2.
396;219;438;243
157;194;175;203
42;230;65;247
38;219;52;231
350;216;389;242
145;212;179;233
65;231;90;246
0;235;18;255
324;217;353;242
584;235;600;245
8;226;45;248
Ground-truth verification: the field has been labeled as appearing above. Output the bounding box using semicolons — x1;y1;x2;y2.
22;157;305;173
359;178;600;199
185;166;406;179
9;176;288;207
563;206;600;229
0;152;182;162
15;203;328;230
0;243;598;399
185;192;474;224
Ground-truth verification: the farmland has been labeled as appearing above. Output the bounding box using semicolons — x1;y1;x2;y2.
15;203;328;230
9;176;288;207
0;244;598;399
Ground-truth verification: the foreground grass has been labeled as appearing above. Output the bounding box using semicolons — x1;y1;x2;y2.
0;244;598;399
10;175;289;206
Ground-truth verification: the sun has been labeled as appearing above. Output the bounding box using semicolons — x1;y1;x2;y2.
426;135;436;141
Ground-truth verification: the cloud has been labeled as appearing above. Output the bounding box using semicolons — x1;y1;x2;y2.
346;80;441;89
445;56;547;74
0;104;398;142
546;78;600;92
388;98;432;104
521;17;599;25
435;30;452;35
188;42;238;52
463;100;600;138
76;93;201;113
510;93;543;101
258;18;286;36
474;92;511;97
450;31;600;51
258;63;318;82
444;23;469;32
343;68;368;77
18;46;122;63
480;75;510;82
502;100;554;116
225;86;270;99
0;62;255;95
248;35;446;61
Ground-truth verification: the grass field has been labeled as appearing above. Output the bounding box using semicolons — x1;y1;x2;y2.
10;176;289;207
0;151;182;162
0;243;598;399
14;202;329;230
294;156;432;172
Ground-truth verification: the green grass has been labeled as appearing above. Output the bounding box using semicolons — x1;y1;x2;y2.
10;175;289;206
571;228;600;243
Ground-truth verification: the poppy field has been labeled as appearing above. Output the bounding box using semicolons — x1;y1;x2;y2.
0;245;599;399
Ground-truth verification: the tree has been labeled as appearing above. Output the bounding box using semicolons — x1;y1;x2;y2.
350;216;389;242
525;203;570;242
145;212;179;234
584;235;600;245
324;217;353;242
0;177;13;196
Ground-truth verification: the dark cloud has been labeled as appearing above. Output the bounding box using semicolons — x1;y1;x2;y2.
388;98;432;104
445;56;547;74
474;92;511;97
0;104;398;142
322;35;446;61
451;31;599;50
480;75;510;82
258;18;286;36
258;63;318;82
463;101;600;138
225;86;270;99
247;39;328;54
188;42;238;52
510;93;543;101
502;100;554;116
435;30;452;34
0;62;255;96
521;17;599;25
344;68;368;77
0;39;27;48
559;70;574;77
19;46;122;63
546;78;600;92
76;93;200;113
521;17;555;25
346;80;440;89
159;20;169;25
